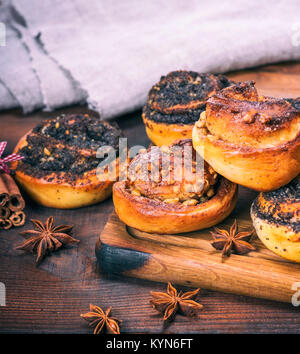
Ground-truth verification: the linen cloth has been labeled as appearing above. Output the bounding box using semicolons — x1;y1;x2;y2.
0;0;300;118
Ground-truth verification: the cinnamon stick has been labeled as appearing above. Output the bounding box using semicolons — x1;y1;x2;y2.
0;174;9;206
0;173;25;211
9;211;26;227
0;218;12;230
8;193;25;212
0;206;10;219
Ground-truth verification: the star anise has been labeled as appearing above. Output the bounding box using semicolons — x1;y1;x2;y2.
80;304;121;334
150;282;203;322
210;219;255;257
15;216;79;264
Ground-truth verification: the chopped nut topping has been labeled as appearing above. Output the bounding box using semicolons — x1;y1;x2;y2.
243;112;256;124
131;189;141;196
206;188;215;198
44;147;51;156
182;199;198;206
127;140;218;206
164;198;180;204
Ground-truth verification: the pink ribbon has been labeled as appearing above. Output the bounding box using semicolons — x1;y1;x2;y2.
0;141;24;174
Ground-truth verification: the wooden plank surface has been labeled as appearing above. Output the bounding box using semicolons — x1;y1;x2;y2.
0;62;300;333
97;205;300;303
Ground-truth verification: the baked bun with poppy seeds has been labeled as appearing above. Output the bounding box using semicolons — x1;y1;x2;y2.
12;114;122;209
142;71;233;146
251;175;300;263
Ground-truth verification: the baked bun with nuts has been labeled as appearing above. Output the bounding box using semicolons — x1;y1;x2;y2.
142;71;233;146
113;139;238;234
192;81;300;191
251;175;300;263
12;114;122;209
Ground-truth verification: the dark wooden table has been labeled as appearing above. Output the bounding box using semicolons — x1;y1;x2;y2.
0;62;300;334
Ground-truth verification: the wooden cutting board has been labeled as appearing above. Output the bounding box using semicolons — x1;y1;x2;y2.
96;186;300;304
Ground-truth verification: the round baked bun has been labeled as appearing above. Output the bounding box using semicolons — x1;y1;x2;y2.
251;175;300;263
192;81;300;191
113;139;238;234
143;71;233;146
12;113;122;209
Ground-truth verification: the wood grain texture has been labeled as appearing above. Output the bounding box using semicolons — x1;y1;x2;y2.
0;62;300;333
97;189;300;303
227;62;300;98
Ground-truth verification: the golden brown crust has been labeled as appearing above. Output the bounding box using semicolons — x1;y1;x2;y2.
192;81;300;191
142;114;193;146
113;139;238;234
12;115;120;209
251;176;300;262
113;178;237;234
206;81;300;147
